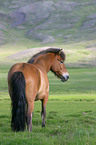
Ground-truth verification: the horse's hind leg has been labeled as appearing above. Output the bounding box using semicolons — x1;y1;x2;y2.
25;79;38;132
26;101;34;132
41;95;48;127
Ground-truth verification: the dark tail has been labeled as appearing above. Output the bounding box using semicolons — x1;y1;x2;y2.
11;71;26;132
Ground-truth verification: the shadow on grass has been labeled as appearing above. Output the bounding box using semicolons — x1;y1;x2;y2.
0;115;9;118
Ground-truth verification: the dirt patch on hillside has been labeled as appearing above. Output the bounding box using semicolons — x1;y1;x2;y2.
7;47;96;67
8;47;55;60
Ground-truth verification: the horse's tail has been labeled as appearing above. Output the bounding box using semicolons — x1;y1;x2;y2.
11;71;26;132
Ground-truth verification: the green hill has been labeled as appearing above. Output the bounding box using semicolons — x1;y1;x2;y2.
1;0;96;44
0;0;96;66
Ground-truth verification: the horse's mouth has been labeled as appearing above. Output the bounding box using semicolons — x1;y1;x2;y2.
50;70;69;82
61;76;66;82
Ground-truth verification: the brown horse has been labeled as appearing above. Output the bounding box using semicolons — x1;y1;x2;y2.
8;48;69;132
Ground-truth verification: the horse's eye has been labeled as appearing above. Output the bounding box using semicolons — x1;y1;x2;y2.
60;61;63;64
57;59;63;64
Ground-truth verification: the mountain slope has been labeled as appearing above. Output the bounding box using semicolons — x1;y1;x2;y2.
0;0;96;45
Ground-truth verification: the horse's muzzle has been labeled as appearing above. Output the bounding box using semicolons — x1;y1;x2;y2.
61;73;69;82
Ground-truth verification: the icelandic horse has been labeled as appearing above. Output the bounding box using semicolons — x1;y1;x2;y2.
8;48;69;132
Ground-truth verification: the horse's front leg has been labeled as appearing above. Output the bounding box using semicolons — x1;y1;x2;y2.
41;104;46;127
41;95;48;127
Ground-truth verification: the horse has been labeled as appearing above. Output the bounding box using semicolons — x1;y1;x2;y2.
7;48;69;132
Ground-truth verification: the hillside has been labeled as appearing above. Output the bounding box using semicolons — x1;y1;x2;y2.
0;0;96;66
0;0;96;45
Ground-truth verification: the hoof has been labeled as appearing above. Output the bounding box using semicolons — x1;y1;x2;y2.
42;124;45;127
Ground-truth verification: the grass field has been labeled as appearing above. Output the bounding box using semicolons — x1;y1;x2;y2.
0;64;96;145
1;0;96;143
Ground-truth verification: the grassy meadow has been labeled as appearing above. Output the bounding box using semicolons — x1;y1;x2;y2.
0;62;96;145
0;0;96;143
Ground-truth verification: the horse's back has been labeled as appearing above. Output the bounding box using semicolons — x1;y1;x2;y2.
8;63;40;80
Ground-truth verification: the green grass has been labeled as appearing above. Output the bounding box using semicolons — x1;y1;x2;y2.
0;65;96;94
0;65;96;145
48;67;96;94
0;93;96;145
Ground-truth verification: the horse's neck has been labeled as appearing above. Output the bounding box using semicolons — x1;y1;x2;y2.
35;53;55;73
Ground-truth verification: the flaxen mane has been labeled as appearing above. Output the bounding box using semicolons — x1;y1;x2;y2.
28;48;65;64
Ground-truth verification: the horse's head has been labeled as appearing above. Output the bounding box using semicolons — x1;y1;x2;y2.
50;49;69;82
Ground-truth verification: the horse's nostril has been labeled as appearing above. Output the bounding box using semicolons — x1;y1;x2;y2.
67;75;69;79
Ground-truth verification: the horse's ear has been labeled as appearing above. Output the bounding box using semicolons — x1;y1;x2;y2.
58;48;62;54
55;48;63;55
57;49;65;61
